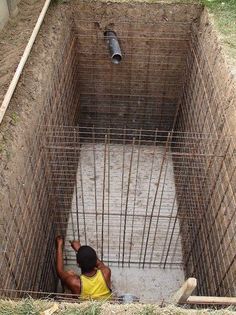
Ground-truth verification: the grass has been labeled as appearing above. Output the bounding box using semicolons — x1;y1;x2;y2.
139;305;156;315
0;299;236;315
201;0;236;32
200;0;236;59
10;111;19;125
62;302;102;315
0;299;51;315
0;132;10;160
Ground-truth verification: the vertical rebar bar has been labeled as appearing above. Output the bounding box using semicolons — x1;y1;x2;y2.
128;130;142;266
118;129;126;266
75;179;80;240
139;130;158;266
74;129;80;240
122;138;135;267
92;127;99;251
107;130;111;262
142;132;171;267
101;135;107;261
79;150;87;244
160;193;177;266
163;212;178;268
149;142;170;265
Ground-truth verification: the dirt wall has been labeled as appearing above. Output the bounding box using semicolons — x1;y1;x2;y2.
176;9;236;297
0;6;80;295
72;1;202;131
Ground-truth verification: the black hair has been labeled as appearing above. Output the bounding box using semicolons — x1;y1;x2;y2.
76;246;97;273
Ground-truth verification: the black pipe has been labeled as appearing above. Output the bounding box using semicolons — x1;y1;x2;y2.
104;30;122;64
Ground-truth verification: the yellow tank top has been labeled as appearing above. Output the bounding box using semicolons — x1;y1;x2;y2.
80;269;111;300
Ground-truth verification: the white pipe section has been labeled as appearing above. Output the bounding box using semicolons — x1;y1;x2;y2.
0;0;51;125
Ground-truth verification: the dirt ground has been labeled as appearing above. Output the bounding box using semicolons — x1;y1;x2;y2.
0;0;235;126
0;0;45;185
0;0;234;161
0;0;201;199
0;0;45;105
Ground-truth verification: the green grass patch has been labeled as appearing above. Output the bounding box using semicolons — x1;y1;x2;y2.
201;0;236;35
62;302;102;315
200;0;236;59
0;300;236;315
139;305;156;315
0;299;52;315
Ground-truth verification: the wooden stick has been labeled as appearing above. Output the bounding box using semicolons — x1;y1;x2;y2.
0;0;51;124
187;296;236;305
40;303;59;315
171;277;197;304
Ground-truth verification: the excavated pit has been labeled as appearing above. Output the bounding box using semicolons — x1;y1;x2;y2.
0;1;236;302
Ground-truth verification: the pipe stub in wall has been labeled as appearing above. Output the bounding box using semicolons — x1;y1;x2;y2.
104;30;122;64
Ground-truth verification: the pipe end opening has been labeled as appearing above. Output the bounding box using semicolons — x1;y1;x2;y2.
112;54;122;64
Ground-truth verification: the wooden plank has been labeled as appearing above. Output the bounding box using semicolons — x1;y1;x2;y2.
171;277;197;304
187;296;236;306
40;303;59;315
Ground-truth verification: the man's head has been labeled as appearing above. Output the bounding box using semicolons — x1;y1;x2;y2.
76;245;97;273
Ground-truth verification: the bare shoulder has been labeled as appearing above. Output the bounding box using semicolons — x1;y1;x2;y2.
64;274;81;294
68;274;81;286
97;261;111;276
101;266;111;277
100;267;111;287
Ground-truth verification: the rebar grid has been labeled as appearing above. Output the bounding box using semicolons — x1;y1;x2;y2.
42;126;230;270
176;23;236;297
73;15;195;131
0;124;232;299
0;23;80;297
0;2;235;301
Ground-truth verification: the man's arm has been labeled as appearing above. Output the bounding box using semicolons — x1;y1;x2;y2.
70;240;81;252
56;236;81;294
56;236;69;281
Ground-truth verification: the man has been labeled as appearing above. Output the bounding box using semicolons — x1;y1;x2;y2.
56;236;112;300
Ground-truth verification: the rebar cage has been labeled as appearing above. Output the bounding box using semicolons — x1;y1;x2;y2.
0;125;233;298
45;126;230;270
0;0;236;301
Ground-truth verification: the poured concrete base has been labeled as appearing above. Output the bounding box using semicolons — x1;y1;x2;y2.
63;263;184;302
63;143;185;301
65;143;183;266
111;266;184;302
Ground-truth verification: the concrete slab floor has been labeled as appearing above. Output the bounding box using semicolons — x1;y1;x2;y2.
63;263;184;302
110;265;184;302
63;143;185;301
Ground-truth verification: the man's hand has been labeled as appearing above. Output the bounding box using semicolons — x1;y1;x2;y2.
56;236;64;248
70;240;81;252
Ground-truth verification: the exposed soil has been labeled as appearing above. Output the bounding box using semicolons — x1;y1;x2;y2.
0;0;45;189
0;0;234;168
0;0;45;105
0;3;72;190
0;0;236;298
0;0;202;205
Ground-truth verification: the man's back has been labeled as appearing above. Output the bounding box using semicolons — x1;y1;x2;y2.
80;269;111;300
56;237;111;300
